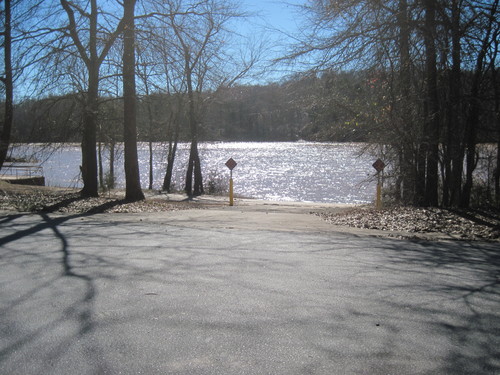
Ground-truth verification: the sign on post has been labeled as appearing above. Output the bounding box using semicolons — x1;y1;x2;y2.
225;158;237;171
225;158;237;206
372;159;385;209
372;159;385;173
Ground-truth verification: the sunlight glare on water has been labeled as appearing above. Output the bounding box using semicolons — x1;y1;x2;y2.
12;142;376;204
197;142;374;203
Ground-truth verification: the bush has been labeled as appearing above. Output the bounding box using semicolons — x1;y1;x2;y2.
205;168;228;195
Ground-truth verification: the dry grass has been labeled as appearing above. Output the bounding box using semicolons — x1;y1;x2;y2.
0;182;191;214
318;205;500;241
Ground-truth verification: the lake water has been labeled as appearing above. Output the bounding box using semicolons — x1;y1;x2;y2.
10;142;378;204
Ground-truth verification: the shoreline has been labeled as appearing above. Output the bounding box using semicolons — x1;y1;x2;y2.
1;182;499;242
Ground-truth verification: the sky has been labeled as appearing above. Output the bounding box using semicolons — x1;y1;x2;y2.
234;0;306;83
243;0;303;35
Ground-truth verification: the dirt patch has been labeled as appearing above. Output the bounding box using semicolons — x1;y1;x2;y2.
0;183;192;214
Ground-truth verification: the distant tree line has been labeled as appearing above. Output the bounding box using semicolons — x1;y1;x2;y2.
8;68;498;146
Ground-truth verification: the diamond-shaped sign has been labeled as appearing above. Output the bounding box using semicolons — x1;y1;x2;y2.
225;158;237;171
372;159;385;172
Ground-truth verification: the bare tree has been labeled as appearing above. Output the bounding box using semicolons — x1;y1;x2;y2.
122;0;144;201
492;29;500;206
164;0;224;196
136;49;156;191
461;0;499;207
140;0;257;197
420;0;439;207
60;0;125;197
283;0;500;208
0;0;13;170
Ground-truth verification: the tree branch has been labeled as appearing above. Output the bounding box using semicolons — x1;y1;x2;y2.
98;17;126;65
60;0;90;68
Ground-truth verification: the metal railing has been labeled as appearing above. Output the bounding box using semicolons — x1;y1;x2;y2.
1;163;44;178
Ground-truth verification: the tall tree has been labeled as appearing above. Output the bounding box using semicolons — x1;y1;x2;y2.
443;0;465;207
492;29;500;206
123;0;144;201
60;0;125;197
161;0;241;196
166;1;212;196
461;0;499;207
138;7;186;193
421;0;440;206
141;0;257;196
283;0;500;208
0;0;13;171
396;0;417;203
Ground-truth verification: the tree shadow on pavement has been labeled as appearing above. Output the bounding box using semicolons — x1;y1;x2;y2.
293;233;500;374
1;212;499;374
0;203;133;373
371;238;500;374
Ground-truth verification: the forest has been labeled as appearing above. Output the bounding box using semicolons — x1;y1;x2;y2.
9;69;500;144
1;0;499;207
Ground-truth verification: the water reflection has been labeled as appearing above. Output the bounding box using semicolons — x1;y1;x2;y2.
12;142;376;204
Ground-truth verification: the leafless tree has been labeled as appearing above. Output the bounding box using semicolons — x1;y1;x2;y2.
0;0;13;170
59;0;125;197
139;0;259;196
282;0;500;208
122;0;144;201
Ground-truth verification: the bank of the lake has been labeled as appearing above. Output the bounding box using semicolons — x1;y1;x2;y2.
1;183;498;241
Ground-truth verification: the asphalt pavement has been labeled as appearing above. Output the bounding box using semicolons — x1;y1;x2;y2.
1;202;499;374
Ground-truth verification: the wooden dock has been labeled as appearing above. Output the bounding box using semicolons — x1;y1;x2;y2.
0;163;45;186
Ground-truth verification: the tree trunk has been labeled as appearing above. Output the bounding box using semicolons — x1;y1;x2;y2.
109;140;115;189
61;0;125;197
415;143;427;206
143;80;154;190
193;141;204;195
163;139;178;192
496;117;500;206
123;0;144;201
185;142;194;196
184;63;204;196
78;0;100;197
163;112;179;192
490;10;499;207
446;0;464;207
423;0;439;206
493;42;500;206
397;0;414;203
185;139;204;197
460;0;497;207
461;103;479;208
80;65;99;197
0;0;13;171
98;139;104;189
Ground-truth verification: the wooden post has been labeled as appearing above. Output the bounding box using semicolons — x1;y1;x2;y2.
225;158;237;206
376;173;382;209
372;159;385;209
229;170;234;206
